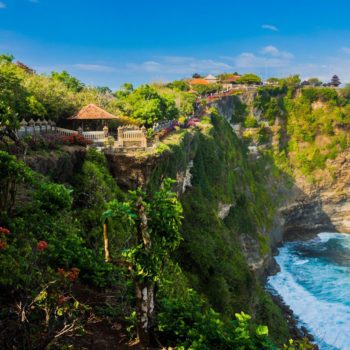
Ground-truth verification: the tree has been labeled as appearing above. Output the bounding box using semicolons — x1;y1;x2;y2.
191;83;221;95
114;83;134;99
307;77;323;87
330;75;341;87
50;70;84;92
192;73;201;78
0;61;27;144
266;77;280;84
179;92;197;116
279;75;301;87
23;73;78;121
166;80;190;91
0;54;14;63
102;179;183;346
236;73;262;85
95;86;112;94
340;84;350;100
116;85;179;126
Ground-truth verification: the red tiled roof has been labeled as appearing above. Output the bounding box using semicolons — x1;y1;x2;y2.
223;75;241;83
68;104;120;120
189;78;209;85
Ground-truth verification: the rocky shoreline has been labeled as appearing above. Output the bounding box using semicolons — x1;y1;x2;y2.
269;292;318;348
266;234;319;349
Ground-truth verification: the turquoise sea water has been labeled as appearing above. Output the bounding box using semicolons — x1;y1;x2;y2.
267;232;350;350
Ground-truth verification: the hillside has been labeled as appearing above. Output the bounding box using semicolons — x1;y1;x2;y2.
3;58;348;349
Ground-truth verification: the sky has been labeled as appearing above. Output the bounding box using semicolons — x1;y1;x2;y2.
2;0;350;89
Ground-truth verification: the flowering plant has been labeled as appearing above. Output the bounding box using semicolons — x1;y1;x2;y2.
37;240;48;251
0;227;10;234
59;134;93;146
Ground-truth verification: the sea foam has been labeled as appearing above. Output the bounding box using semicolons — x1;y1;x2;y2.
268;233;350;350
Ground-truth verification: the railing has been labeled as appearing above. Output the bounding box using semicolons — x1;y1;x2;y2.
117;126;147;148
17;120;57;138
122;130;144;139
55;127;78;136
16;119;152;150
82;131;106;141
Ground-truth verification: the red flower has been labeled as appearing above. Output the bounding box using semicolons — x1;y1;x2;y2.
37;240;48;251
67;268;80;282
0;227;10;235
57;294;69;305
0;241;7;250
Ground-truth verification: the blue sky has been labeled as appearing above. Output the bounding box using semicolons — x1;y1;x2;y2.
2;0;350;89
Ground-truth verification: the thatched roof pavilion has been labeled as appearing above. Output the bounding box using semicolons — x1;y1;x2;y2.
67;103;136;131
68;103;120;121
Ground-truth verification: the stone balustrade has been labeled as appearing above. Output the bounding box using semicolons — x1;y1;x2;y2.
116;125;147;148
16;119;150;150
17;118;56;137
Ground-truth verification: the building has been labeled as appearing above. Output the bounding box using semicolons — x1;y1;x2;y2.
220;75;241;90
189;78;210;86
67;103;125;130
204;74;218;84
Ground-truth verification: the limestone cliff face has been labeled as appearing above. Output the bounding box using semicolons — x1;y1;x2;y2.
282;150;350;237
211;94;350;241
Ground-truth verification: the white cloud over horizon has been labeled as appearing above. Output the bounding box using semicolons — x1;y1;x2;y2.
261;45;294;59
126;56;232;75
262;24;279;32
17;46;350;87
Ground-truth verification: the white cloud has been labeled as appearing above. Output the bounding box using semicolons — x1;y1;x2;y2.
261;45;294;59
126;56;231;75
0;2;6;9
73;64;117;73
235;52;289;68
341;47;350;54
262;24;279;32
234;46;294;69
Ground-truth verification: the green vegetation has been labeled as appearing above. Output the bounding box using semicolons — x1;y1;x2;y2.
0;57;322;349
237;73;262;85
0;142;302;349
114;84;179;126
191;83;222;95
246;83;350;179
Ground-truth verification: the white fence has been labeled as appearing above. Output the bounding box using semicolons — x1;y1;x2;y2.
55;127;77;136
16;119;151;150
116;126;147;148
81;131;106;141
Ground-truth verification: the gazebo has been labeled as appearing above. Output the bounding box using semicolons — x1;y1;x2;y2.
67;103;121;131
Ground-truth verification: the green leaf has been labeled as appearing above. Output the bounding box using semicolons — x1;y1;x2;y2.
256;325;269;336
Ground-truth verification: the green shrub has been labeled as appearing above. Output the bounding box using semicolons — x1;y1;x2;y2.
244;116;258;128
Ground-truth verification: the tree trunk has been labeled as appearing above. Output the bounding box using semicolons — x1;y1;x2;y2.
102;222;110;262
135;279;155;346
134;197;155;346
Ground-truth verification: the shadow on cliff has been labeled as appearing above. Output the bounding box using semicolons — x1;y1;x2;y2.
280;184;338;241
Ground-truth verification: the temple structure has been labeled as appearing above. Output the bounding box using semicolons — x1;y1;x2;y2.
67;103;122;130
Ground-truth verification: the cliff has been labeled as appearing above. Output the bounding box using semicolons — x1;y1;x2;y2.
20;88;349;347
102;113;292;343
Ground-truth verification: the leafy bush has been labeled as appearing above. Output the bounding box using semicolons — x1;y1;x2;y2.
35;183;73;214
157;289;274;350
301;87;338;103
244;116;259;128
